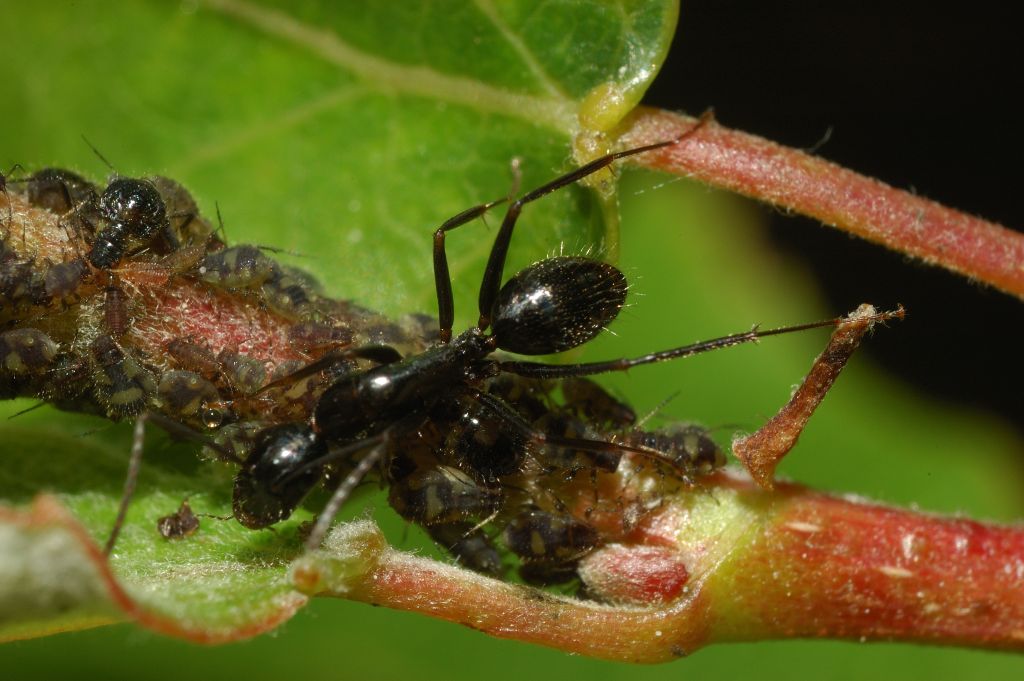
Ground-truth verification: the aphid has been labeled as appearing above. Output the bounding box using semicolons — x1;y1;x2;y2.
157;370;230;430
217;349;267;395
197;245;276;290
147;175;214;251
0;328;60;375
426;522;504;577
43;257;90;307
88;177;170;269
229;118;855;555
157;499;200;539
388;464;501;527
502;507;601;565
89;334;157;419
102;284;131;337
21;167;98;215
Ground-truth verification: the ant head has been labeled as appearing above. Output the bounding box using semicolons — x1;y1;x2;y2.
99;178;167;237
232;423;326;529
489;256;627;355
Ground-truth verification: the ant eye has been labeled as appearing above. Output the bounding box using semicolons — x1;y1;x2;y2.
491;256;627;355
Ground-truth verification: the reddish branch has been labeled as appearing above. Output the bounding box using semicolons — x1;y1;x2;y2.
620;108;1024;300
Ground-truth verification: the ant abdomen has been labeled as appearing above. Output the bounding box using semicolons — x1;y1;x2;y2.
232;423;326;529
490;256;627;355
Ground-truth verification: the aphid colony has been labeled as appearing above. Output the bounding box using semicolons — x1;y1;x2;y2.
0;133;813;588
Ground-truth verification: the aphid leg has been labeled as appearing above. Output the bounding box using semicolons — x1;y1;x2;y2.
475;116;710;331
732;304;902;488
105;412;148;555
304;438;389;551
1;163;24;230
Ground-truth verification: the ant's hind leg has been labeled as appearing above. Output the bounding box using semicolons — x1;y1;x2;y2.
433;159;522;343
475;115;711;332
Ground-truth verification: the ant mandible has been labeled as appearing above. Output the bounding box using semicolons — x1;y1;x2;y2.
233;115;852;551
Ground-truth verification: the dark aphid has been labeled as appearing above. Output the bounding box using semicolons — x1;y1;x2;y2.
157;500;200;539
102;285;131;337
620;423;726;478
561;377;636;429
0;256;44;309
198;245;276;289
148;175;213;250
502;508;600;564
388;465;500;526
43;258;89;307
0;328;59;374
531;411;621;473
427;522;504;577
518;561;581;587
23;167;98;214
233;423;326;529
217;349;267;395
261;269;314;319
441;396;529;480
89;178;169;269
158;370;229;429
89;334;157;419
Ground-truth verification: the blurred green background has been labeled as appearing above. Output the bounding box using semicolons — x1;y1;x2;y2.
3;1;1023;679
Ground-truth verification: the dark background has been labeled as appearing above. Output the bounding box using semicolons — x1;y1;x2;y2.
644;1;1023;431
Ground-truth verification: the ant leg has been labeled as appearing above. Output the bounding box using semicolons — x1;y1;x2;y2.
105;413;148;555
303;438;388;551
255;344;404;395
494;307;905;379
433;160;522;343
476;112;712;331
469;389;693;480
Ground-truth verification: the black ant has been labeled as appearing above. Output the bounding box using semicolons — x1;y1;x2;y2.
229;117;865;553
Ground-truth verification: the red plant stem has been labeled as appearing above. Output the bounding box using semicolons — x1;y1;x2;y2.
713;487;1024;649
620;107;1024;300
328;481;1024;661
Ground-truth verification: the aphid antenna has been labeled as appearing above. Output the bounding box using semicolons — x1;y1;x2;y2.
634;390;682;429
80;134;118;175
